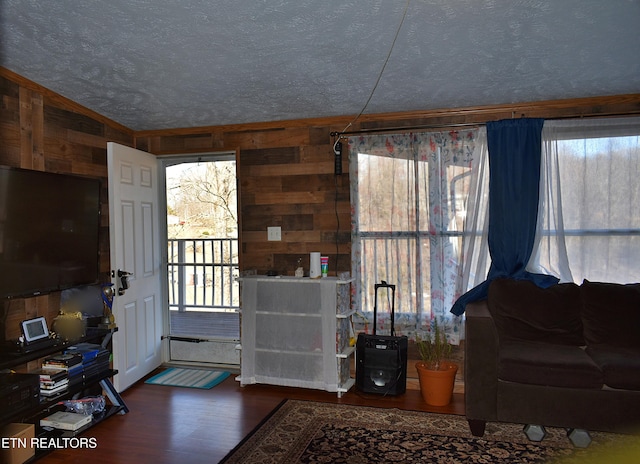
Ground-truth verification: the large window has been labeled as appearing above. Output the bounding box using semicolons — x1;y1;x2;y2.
350;117;639;343
349;130;487;342
533;117;640;284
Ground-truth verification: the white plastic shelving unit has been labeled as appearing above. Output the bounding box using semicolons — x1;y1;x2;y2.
237;275;354;397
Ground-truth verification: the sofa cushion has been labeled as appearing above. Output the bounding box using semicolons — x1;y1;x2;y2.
498;340;603;389
580;280;640;348
586;344;640;390
488;278;584;345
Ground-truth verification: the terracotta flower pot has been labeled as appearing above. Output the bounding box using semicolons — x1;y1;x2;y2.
415;361;458;406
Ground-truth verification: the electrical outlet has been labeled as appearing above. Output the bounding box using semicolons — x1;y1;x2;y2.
267;226;281;241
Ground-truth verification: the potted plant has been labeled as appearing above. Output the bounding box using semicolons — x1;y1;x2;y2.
415;320;458;406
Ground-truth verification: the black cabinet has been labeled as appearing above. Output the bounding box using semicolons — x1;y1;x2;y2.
0;328;128;461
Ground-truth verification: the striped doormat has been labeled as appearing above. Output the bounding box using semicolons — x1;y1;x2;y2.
145;367;230;389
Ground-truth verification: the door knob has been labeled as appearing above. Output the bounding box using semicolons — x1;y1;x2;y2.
112;270;133;295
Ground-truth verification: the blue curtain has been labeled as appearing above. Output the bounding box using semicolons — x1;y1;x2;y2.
451;118;558;316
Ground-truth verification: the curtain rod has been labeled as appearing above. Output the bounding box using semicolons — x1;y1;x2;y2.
330;122;480;138
330;112;638;138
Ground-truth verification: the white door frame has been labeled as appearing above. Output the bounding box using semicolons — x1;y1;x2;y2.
158;151;240;367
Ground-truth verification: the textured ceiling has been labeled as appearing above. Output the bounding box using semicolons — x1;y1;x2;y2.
2;0;639;131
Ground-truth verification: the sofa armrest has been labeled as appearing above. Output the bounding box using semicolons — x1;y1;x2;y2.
465;299;499;423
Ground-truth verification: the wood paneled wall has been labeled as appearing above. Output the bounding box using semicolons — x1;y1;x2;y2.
136;121;354;276
0;68;134;342
134;94;640;277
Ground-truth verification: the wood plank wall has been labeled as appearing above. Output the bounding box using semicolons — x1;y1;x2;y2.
0;68;134;344
136;119;356;276
134;94;640;277
2;66;640;343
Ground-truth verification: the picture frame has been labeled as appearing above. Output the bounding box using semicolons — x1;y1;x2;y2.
21;316;50;344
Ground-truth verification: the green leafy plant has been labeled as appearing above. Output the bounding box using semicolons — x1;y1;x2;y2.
416;320;452;371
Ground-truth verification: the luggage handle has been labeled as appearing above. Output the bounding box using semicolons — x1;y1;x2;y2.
373;281;396;336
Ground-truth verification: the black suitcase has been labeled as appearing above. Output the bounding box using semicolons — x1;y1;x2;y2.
356;281;408;395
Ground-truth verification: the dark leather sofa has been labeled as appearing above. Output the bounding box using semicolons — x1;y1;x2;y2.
465;278;640;437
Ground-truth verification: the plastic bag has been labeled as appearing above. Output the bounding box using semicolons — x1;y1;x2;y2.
60;396;106;415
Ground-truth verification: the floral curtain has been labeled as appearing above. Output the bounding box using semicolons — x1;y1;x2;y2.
348;128;488;343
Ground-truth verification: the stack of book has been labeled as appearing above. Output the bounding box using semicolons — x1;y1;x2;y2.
35;368;69;397
41;352;84;393
64;343;110;380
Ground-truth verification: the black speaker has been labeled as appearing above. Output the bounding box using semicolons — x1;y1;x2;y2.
356;333;408;396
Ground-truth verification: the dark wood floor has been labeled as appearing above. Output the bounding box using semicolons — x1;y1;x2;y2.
37;370;464;464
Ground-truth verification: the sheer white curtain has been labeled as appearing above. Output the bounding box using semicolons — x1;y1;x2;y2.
529;117;640;284
457;128;490;302
348;128;489;343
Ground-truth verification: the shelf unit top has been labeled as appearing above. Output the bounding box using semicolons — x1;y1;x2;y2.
0;328;116;370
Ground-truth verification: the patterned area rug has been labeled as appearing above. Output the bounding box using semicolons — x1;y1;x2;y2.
221;400;639;463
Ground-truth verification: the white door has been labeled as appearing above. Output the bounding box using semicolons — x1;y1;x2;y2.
107;142;163;392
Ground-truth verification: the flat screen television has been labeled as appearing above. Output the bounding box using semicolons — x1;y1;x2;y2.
0;166;101;299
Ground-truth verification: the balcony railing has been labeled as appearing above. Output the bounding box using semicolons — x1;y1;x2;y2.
167;238;240;313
